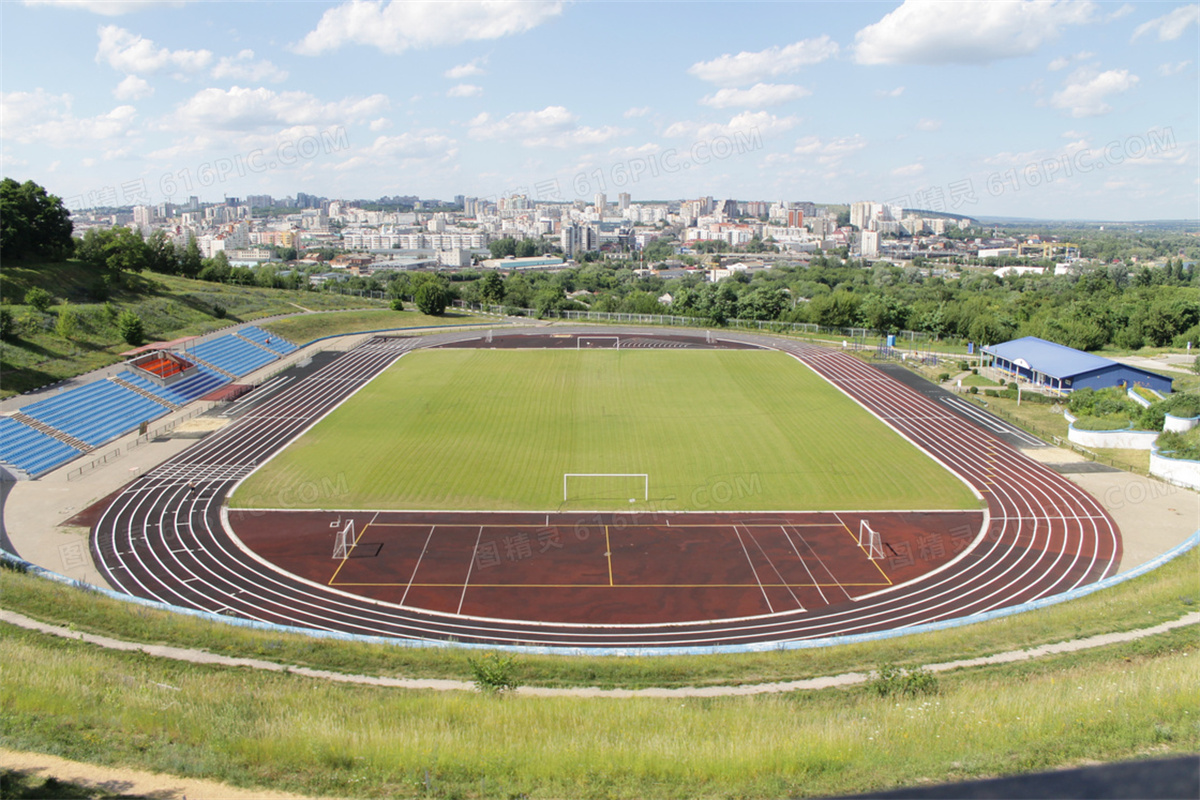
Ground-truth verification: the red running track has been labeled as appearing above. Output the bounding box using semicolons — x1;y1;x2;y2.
90;330;1121;651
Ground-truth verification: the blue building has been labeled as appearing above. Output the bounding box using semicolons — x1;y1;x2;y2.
983;337;1173;395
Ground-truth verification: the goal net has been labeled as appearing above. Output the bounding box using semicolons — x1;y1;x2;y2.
577;335;620;349
332;519;356;559
564;473;648;503
858;519;884;561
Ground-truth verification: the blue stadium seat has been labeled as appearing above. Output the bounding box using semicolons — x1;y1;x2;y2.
0;417;84;476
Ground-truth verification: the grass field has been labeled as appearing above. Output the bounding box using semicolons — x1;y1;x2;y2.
232;348;980;512
258;307;485;345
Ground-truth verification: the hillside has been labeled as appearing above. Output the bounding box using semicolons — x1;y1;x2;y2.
0;261;382;399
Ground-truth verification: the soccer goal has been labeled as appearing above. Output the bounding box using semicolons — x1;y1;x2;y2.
858;519;884;561
564;473;648;503
332;518;356;559
577;335;620;349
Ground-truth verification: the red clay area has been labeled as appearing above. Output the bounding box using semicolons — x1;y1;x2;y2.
228;508;984;624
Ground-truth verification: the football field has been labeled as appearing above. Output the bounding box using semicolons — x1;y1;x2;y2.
231;348;980;512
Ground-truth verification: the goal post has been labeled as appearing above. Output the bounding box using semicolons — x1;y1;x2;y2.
858;519;884;561
564;473;648;503
577;335;620;349
332;519;356;559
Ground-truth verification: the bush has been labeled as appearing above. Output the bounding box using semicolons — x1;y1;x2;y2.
390;298;405;311
212;303;227;319
868;664;939;698
1007;382;1018;391
971;368;978;375
116;310;145;346
968;386;978;394
0;308;12;340
959;361;971;371
984;389;999;397
55;305;78;340
414;282;450;315
1156;428;1200;461
24;287;52;313
467;652;520;694
938;372;951;382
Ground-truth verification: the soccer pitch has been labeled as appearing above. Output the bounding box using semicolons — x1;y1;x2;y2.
231;348;981;512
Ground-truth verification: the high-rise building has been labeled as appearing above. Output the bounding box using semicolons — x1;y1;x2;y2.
788;209;804;228
594;193;606;216
618;192;631;211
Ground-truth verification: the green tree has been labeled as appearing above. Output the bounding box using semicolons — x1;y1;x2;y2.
24;287;52;313
0;308;14;340
515;239;539;258
181;235;203;278
414;281;450;315
116;309;145;345
480;271;505;304
146;230;178;274
488;237;518;259
55;304;79;340
0;177;74;261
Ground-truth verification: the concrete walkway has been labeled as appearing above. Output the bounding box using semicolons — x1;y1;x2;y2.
3;606;1196;698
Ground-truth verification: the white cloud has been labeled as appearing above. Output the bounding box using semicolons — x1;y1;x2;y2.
23;0;188;15
468;105;627;148
688;36;839;86
665;111;799;142
1051;67;1139;117
335;131;456;171
1159;60;1192;77
875;86;905;98
293;0;563;56
169;86;389;131
915;118;942;131
700;83;811;109
891;162;925;177
624;106;652;118
96;24;212;75
854;0;1097;65
793;134;868;165
369;117;392;131
0;89;138;146
447;83;483;98
211;50;288;83
113;74;152;100
1132;5;1200;41
1049;50;1096;70
445;58;487;79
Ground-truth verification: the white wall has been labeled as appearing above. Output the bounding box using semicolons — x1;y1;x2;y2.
1150;449;1200;491
1068;424;1158;450
1164;414;1200;434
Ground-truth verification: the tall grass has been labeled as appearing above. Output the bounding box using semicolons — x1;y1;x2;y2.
2;623;1196;798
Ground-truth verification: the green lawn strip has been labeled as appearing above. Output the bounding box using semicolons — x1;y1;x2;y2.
2;547;1195;689
258;308;488;344
0;263;380;398
232;349;978;512
2;621;1196;799
961;373;1001;387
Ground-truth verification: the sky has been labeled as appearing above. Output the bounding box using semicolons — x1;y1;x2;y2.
1;0;1197;221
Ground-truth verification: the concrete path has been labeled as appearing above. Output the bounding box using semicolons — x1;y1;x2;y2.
2;607;1196;698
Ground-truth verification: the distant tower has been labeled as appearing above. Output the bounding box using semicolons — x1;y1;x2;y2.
594;192;606;216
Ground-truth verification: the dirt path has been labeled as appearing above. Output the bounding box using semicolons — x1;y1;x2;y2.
1;747;340;800
2;607;1196;697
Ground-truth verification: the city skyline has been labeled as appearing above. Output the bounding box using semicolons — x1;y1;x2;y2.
2;0;1197;220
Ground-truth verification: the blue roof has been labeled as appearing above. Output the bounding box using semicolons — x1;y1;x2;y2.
982;337;1118;379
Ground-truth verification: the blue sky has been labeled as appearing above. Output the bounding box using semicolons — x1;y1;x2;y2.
2;0;1197;220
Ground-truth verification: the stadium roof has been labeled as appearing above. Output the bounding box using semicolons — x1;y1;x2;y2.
982;337;1118;379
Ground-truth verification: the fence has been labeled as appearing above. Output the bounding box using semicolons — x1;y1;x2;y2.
453;301;938;343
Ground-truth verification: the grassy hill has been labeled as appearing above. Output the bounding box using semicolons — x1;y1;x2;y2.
0;260;382;399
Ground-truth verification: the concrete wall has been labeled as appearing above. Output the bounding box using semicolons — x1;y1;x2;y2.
1164;414;1200;434
1068;424;1158;450
1150;448;1200;491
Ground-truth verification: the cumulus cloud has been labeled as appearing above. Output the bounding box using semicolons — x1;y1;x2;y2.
664;111;799;142
211;50;288;83
334;130;457;171
113;74;152;100
1132;4;1200;41
875;86;905;98
793;134;868;165
688;36;839;86
854;0;1097;65
293;0;563;56
700;83;811;109
624;106;652;118
1;88;138;146
1159;60;1192;77
1051;67;1139;117
891;161;925;177
469;105;626;147
96;24;212;74
445;58;487;79
915;118;942;131
169;86;389;131
447;83;483;98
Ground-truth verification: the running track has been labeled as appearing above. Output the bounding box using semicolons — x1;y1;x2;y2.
91;330;1121;650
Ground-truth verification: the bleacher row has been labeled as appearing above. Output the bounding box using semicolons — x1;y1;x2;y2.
0;326;297;477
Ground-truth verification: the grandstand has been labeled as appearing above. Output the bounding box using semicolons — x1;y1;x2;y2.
0;326;295;477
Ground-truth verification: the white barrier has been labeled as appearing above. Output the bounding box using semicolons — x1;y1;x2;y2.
1067;424;1159;450
1150;447;1200;491
1164;413;1200;434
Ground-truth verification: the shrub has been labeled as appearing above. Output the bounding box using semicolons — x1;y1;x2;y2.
959;361;971;371
1156;428;1200;461
55;305;79;340
984;389;999;397
968;386;978;394
1007;382;1018;391
0;308;12;340
24;287;52;312
116;310;145;346
390;298;405;311
467;652;520;694
938;372;951;382
414;282;450;315
212;303;227;319
971;368;978;375
868;664;939;698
